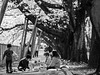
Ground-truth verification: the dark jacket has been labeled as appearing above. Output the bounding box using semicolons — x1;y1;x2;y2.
3;50;13;61
18;58;29;70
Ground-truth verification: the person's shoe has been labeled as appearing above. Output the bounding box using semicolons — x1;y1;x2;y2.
6;71;9;73
9;71;13;73
6;70;9;73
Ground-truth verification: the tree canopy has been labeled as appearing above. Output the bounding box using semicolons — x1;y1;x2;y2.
1;0;100;67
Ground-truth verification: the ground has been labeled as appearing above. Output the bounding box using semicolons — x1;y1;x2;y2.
0;50;96;75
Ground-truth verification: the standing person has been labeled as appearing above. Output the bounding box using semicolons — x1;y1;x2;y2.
2;44;13;73
34;49;39;57
47;51;61;69
18;55;31;71
26;45;31;57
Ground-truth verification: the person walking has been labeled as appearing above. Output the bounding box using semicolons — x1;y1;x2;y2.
2;44;13;73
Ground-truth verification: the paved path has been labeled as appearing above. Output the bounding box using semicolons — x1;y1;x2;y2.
0;71;46;75
0;70;73;75
0;66;74;75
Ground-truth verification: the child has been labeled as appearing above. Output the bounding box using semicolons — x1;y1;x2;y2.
2;44;13;73
47;51;61;69
18;55;31;71
44;53;51;67
34;50;39;57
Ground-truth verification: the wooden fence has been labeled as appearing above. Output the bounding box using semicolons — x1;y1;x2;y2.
0;43;21;62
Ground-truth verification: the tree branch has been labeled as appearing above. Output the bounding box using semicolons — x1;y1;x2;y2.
42;32;63;57
36;23;64;38
2;23;24;31
35;0;64;9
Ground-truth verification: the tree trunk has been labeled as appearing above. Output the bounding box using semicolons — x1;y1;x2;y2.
89;28;100;68
0;0;9;26
89;0;100;67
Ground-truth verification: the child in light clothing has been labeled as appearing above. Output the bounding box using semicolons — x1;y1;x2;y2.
47;51;60;69
44;53;51;67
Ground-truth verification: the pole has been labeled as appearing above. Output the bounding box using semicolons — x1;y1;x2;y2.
0;0;9;26
20;17;28;59
24;16;38;58
25;10;41;58
31;27;37;58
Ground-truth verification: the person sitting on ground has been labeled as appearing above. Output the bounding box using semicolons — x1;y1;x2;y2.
44;52;51;67
47;51;61;70
18;55;31;71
